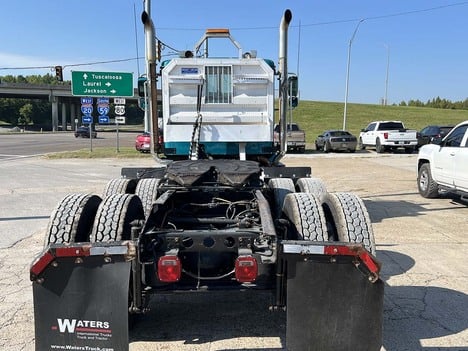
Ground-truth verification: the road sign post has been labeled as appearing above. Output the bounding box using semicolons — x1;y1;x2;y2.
80;97;94;152
113;98;126;153
114;117;126;153
116;122;119;153
89;123;93;152
72;71;134;97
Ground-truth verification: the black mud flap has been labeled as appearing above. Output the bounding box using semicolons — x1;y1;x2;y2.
31;243;134;351
282;241;384;351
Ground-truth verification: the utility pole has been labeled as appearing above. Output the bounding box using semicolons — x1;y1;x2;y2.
384;44;390;106
343;19;364;131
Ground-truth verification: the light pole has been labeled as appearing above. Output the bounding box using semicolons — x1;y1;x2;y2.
384;44;390;106
343;19;365;131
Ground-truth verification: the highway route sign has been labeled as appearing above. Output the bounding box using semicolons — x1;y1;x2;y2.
99;116;110;124
82;116;93;124
98;106;110;115
80;97;93;116
81;97;93;105
81;106;93;116
97;97;110;116
72;71;134;97
115;105;125;115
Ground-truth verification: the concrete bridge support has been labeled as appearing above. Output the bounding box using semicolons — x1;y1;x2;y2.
51;98;79;132
51;98;59;132
70;103;77;130
61;102;67;131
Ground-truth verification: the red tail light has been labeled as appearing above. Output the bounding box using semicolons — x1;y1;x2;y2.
158;255;181;282
235;256;258;283
383;132;389;140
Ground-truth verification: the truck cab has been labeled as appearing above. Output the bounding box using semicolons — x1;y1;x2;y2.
161;53;275;160
156;29;278;163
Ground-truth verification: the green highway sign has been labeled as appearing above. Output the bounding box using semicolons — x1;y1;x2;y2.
71;71;134;97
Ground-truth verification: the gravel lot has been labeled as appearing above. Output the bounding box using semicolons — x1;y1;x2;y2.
0;153;466;351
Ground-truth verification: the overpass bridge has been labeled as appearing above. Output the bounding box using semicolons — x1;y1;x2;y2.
0;82;141;131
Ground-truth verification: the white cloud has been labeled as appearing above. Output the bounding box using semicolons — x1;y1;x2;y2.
0;52;57;76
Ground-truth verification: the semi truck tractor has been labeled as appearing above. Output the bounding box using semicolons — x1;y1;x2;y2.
31;5;384;351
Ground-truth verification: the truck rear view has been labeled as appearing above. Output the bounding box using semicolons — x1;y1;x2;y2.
30;6;384;351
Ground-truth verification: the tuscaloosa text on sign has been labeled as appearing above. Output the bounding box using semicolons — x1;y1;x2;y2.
72;71;134;97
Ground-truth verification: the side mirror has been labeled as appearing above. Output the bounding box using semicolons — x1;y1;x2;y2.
137;76;147;97
431;136;443;145
288;75;298;97
290;96;298;108
288;75;299;108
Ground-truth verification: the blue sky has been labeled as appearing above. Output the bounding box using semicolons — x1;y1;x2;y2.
1;0;468;105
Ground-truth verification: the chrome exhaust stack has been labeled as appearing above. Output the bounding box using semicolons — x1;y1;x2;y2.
276;9;292;163
142;5;161;162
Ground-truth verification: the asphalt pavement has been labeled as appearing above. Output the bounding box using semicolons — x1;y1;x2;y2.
0;129;140;159
0;152;466;351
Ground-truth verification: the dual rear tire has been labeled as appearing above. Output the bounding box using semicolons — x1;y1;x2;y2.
44;193;102;246
44;178;149;246
321;192;376;255
91;194;145;242
277;186;375;254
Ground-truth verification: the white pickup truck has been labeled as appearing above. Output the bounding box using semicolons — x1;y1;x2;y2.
417;120;468;200
359;120;417;153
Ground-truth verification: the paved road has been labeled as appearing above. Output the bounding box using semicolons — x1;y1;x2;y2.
0;153;466;350
0;130;139;159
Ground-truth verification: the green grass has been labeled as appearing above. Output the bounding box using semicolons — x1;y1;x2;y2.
44;147;153;159
290;101;468;143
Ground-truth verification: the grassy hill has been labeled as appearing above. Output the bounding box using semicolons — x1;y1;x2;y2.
2;100;467;144
288;101;468;144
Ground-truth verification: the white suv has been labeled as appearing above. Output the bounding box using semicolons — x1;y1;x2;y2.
417;120;468;200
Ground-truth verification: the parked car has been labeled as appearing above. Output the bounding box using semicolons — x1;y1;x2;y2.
135;130;163;153
315;130;357;153
74;126;97;138
135;132;151;152
417;125;454;149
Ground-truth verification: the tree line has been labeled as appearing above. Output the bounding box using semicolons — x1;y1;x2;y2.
399;96;468;110
0;74;144;129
